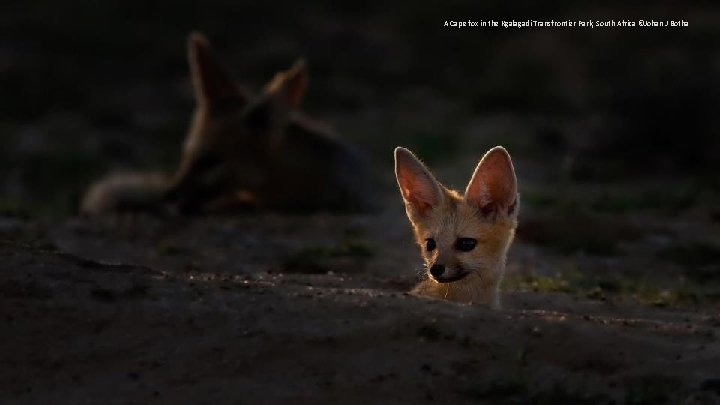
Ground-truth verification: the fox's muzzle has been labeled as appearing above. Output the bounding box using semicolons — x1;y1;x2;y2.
429;264;470;283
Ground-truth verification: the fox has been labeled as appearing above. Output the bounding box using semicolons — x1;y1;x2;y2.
81;32;376;215
394;146;519;309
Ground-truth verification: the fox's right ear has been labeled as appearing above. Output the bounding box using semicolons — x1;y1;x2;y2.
264;59;308;108
464;146;518;217
188;32;248;105
395;147;443;217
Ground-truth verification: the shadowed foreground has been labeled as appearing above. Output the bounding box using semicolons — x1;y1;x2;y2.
2;216;719;404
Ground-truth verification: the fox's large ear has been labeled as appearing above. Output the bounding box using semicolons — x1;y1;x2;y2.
242;86;292;149
244;59;306;142
263;59;308;108
465;146;518;217
395;147;443;217
188;32;247;105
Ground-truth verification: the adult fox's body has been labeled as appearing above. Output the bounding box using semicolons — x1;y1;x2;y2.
394;146;519;308
81;32;375;215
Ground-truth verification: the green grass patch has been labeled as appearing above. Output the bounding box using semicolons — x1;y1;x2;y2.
155;240;190;256
0;198;31;219
507;274;573;294
283;237;375;274
506;269;719;307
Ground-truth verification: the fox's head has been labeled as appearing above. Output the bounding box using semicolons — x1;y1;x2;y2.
167;32;308;211
394;146;518;304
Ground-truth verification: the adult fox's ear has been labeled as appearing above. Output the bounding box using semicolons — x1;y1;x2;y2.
243;73;299;148
244;59;307;146
464;146;518;217
264;59;308;108
395;147;443;217
188;31;248;105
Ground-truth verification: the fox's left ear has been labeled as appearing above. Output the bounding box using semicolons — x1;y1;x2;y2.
188;31;248;105
464;146;518;217
264;59;308;109
395;147;443;218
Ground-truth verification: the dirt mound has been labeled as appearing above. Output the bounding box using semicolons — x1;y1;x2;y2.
2;233;719;403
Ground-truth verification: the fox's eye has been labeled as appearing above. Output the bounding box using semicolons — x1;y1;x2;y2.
455;238;477;252
425;238;436;252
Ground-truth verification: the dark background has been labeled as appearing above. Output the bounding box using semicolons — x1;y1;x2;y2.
1;1;719;216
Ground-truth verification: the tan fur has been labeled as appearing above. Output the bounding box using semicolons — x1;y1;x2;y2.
394;146;519;309
81;172;170;215
81;32;375;215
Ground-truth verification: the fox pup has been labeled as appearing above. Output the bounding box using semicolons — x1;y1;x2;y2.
394;146;518;309
81;32;375;215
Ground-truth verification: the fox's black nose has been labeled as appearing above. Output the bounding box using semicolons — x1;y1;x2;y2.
429;264;445;278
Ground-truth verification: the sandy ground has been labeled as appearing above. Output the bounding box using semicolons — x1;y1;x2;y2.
2;208;720;404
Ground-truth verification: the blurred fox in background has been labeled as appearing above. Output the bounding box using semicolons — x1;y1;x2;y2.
82;32;376;215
